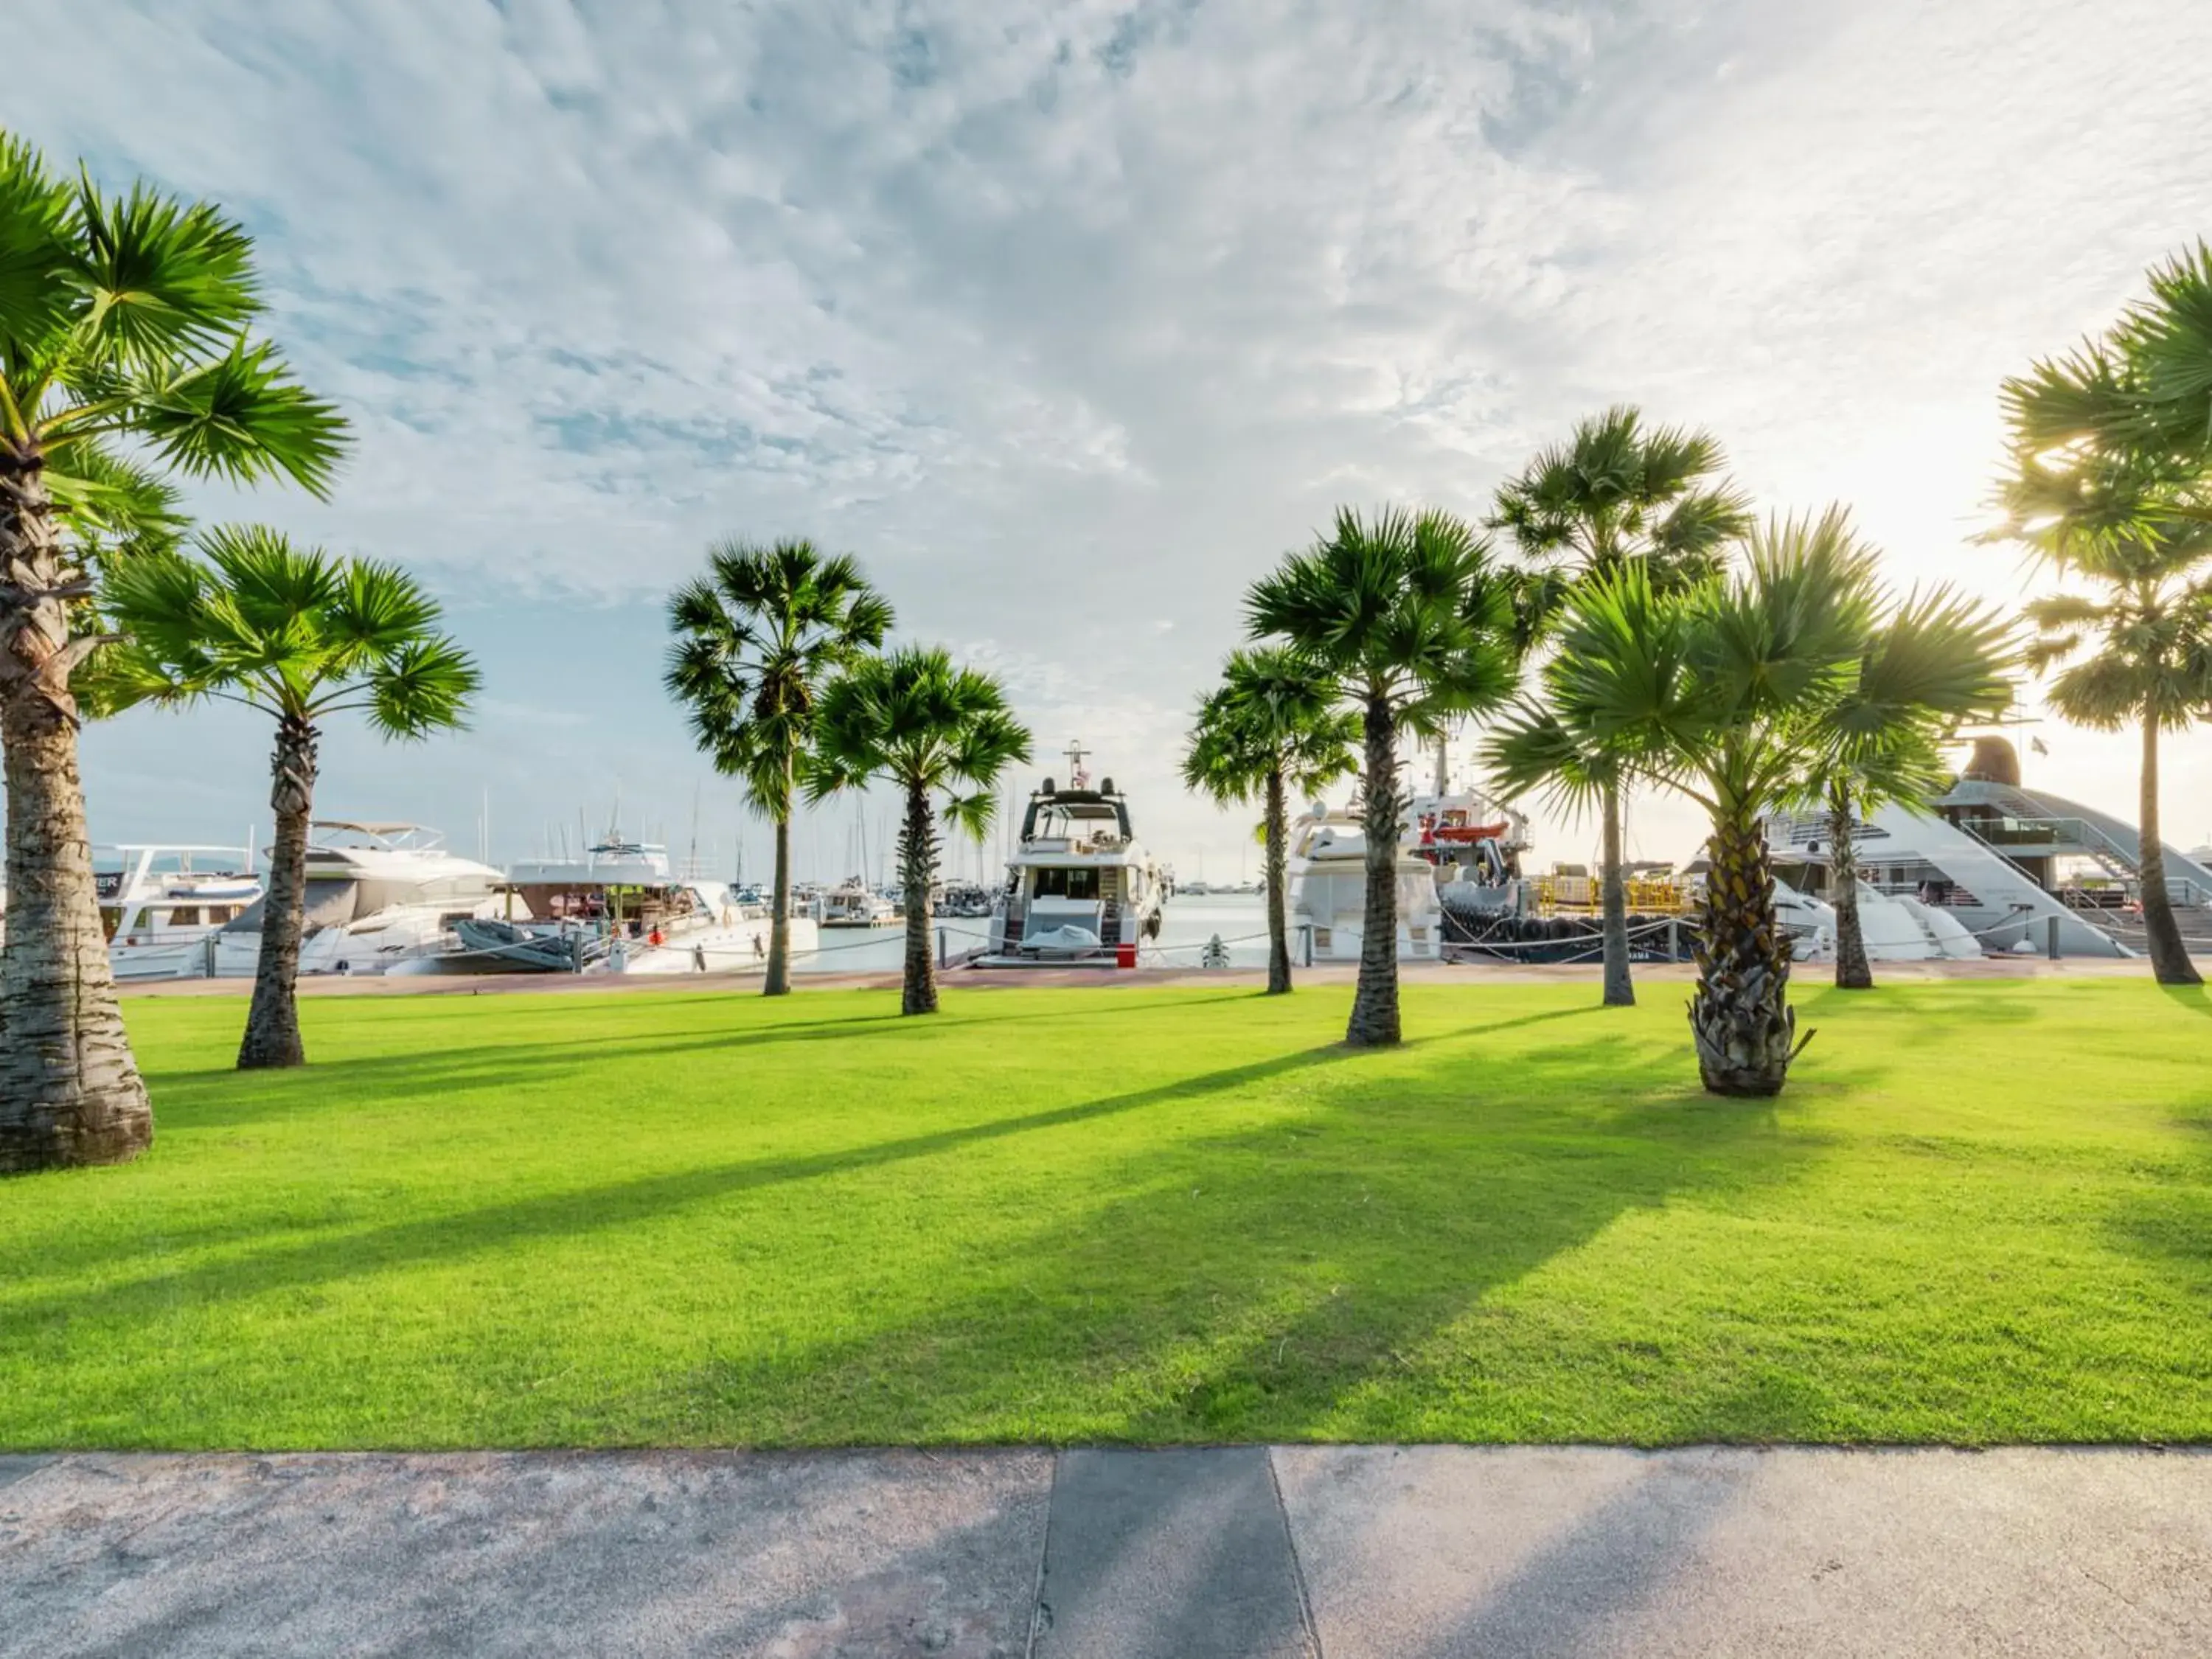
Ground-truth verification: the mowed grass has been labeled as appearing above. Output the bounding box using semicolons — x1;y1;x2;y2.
2;978;2208;1450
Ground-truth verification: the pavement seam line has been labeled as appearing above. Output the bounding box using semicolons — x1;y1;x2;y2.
1023;1447;1061;1659
1266;1446;1324;1659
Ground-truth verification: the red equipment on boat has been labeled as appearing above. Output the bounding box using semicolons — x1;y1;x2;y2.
1429;821;1507;844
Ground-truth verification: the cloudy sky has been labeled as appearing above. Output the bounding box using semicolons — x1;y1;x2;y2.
18;0;2212;880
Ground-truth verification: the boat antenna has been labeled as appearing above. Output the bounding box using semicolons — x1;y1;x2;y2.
1063;738;1091;790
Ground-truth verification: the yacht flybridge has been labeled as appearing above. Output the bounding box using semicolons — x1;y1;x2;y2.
983;744;1166;966
1767;736;2212;959
268;821;507;975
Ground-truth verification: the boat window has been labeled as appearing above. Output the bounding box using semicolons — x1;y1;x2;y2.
1032;866;1101;900
100;906;122;942
170;906;201;928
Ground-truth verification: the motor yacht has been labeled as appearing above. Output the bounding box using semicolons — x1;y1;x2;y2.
419;835;819;974
821;879;898;928
204;821;509;976
981;746;1166;966
1284;806;1445;963
97;846;263;981
1767;736;2212;959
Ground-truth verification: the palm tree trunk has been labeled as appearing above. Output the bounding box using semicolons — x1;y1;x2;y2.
0;438;152;1172
238;714;316;1070
1346;693;1401;1046
2137;710;2201;987
1599;777;1634;1006
765;811;793;996
899;778;939;1015
1829;781;1874;991
1688;807;1798;1096
1264;762;1290;995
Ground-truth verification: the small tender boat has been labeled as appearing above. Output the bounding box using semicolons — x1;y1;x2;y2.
447;917;607;973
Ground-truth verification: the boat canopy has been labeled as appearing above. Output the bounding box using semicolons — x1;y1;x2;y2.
1018;786;1133;844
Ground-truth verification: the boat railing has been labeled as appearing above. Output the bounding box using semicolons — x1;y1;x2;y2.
1955;814;2212;905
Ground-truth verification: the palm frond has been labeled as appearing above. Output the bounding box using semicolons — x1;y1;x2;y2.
0;133;77;383
366;635;479;738
73;172;260;366
43;438;187;555
809;645;1032;802
97;526;472;742
114;338;349;496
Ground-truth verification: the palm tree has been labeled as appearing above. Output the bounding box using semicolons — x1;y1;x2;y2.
664;540;892;995
0;133;345;1171
1796;593;2019;990
1993;269;2212;987
1489;406;1753;1006
2002;241;2212;461
90;529;476;1068
1247;507;1517;1046
805;646;1031;1015
1181;647;1360;995
1488;511;2013;1095
1995;485;2212;985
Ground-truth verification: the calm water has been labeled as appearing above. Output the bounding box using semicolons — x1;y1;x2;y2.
792;893;1273;974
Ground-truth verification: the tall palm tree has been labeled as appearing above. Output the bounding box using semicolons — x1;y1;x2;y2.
2009;524;2211;986
1489;406;1753;1006
0;133;345;1172
664;540;892;995
1994;272;2212;987
1247;507;1517;1046
1489;512;2013;1095
1181;647;1360;995
805;646;1031;1015
90;529;477;1068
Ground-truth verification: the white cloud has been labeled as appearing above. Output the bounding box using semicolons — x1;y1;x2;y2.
21;0;2212;870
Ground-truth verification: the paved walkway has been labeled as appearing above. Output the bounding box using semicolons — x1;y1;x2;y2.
3;1447;2206;1656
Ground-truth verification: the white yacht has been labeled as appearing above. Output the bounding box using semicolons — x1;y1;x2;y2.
982;747;1166;966
98;845;263;981
427;835;819;974
821;879;897;928
1284;807;1445;963
1768;736;2212;960
204;821;510;976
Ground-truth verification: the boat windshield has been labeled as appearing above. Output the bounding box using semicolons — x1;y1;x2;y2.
1032;866;1102;900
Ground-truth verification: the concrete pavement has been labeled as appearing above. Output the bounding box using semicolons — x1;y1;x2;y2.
2;1446;2205;1657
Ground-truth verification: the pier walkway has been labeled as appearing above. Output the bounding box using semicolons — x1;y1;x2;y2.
4;1445;2205;1656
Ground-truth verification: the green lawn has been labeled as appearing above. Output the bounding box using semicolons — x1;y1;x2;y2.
4;979;2208;1449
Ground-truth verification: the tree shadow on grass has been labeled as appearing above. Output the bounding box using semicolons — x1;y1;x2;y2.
143;990;1267;1124
2157;984;2212;1020
637;1029;1821;1448
5;1044;1357;1328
